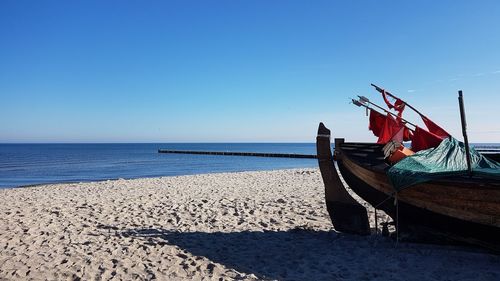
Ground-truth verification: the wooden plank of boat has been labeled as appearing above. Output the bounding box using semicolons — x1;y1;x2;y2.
334;139;500;251
316;122;370;235
339;146;500;227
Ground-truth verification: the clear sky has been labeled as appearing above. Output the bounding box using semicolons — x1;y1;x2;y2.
1;1;499;143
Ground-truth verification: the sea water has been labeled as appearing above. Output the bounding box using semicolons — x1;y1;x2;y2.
0;143;317;188
2;143;498;189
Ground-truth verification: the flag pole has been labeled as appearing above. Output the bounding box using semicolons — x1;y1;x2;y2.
351;99;417;130
371;83;429;118
458;90;472;176
357;95;417;126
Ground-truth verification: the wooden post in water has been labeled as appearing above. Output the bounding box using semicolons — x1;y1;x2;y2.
458;90;472;176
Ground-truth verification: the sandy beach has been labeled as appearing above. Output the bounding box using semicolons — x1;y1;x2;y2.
0;168;499;281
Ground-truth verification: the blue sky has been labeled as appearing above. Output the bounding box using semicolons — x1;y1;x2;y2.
1;1;499;143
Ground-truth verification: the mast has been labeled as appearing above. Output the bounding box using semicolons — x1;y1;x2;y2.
458;90;472;176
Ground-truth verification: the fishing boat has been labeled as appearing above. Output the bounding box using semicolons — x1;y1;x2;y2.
317;85;500;251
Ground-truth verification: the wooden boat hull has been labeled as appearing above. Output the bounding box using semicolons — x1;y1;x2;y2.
335;140;500;250
484;153;500;162
316;123;370;235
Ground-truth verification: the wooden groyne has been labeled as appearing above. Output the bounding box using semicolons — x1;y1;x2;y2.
158;148;498;161
158;149;317;159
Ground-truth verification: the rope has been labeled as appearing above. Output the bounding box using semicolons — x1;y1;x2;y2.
373;191;400;243
374;191;396;209
395;192;399;245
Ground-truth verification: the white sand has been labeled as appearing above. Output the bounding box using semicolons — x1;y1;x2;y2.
0;168;499;281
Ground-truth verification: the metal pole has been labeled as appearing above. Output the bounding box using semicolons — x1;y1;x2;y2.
458;90;472;175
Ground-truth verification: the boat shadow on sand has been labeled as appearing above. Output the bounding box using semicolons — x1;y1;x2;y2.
111;227;499;281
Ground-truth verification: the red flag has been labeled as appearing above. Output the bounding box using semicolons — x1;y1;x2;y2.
421;115;450;138
403;127;413;142
411;126;445;152
388;122;412;143
369;110;385;137
377;114;400;144
391;127;405;143
382;90;406;118
370;109;412;144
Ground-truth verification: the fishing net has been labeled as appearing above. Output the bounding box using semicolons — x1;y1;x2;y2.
387;137;500;191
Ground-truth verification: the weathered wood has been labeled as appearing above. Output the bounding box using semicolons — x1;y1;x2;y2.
316;123;370;235
158;150;317;159
336;141;500;251
341;155;500;227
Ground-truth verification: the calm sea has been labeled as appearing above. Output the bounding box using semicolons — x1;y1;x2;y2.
0;143;317;189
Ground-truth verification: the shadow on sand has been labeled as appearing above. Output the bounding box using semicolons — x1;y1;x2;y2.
109;227;498;281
